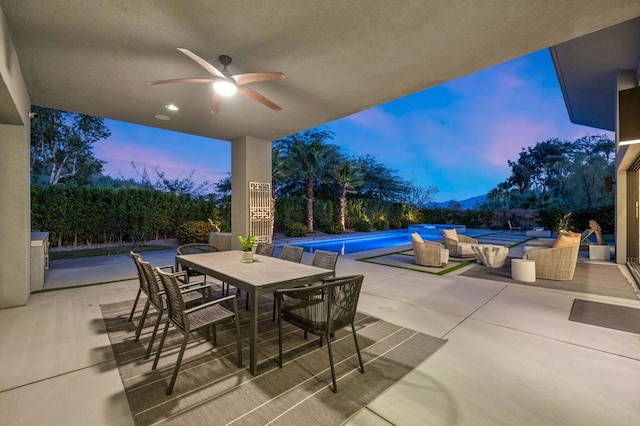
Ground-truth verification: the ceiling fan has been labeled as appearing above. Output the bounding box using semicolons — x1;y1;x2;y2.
147;48;286;114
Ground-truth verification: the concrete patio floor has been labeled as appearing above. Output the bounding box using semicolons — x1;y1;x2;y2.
1;246;639;425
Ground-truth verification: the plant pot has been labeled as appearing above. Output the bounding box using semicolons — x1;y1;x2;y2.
241;251;254;263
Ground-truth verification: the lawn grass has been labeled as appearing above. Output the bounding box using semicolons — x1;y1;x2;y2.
49;244;174;260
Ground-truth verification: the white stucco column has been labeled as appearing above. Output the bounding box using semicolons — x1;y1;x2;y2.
0;5;32;308
231;136;272;250
0;124;31;307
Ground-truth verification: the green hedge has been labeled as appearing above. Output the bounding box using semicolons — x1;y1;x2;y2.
31;186;215;247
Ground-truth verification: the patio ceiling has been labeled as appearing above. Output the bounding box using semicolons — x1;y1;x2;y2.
551;16;640;132
1;1;639;142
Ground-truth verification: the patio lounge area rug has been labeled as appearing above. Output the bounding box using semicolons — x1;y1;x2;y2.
101;295;446;426
569;299;640;334
358;250;472;275
460;259;640;301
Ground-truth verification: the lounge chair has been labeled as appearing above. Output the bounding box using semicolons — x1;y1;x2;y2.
523;233;580;280
412;232;449;267
507;220;521;232
443;228;478;258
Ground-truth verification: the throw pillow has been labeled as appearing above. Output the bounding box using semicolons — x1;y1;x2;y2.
443;229;458;242
552;233;580;248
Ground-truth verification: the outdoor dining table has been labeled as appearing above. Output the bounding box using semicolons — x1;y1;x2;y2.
175;250;334;376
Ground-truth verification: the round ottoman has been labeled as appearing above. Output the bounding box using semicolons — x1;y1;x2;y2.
511;259;536;282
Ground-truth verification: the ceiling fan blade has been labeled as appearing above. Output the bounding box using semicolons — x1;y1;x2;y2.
147;78;213;85
232;72;286;86
177;48;225;79
237;86;282;111
211;92;221;114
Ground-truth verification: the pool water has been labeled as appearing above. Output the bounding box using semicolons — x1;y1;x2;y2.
291;232;439;255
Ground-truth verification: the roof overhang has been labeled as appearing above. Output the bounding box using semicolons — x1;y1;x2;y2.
550;17;640;132
1;1;639;141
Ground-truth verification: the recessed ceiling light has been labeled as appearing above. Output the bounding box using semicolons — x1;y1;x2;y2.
165;104;179;111
154;114;170;121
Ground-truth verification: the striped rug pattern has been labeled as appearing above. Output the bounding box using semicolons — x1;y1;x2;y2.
101;294;446;425
461;259;640;300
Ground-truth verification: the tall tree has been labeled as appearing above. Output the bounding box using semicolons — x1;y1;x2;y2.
30;106;110;185
487;134;614;209
335;159;364;231
353;155;410;201
275;128;339;232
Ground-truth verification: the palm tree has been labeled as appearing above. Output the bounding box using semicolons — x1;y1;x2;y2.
276;128;337;233
336;160;363;231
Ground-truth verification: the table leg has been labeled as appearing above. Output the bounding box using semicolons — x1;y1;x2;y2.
249;289;259;376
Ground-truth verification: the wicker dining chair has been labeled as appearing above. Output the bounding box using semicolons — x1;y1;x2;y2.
255;243;275;256
275;274;365;393
153;267;243;395
271;248;339;320
129;251;203;338
280;245;304;262
176;243;219;284
135;256;208;359
128;251;176;323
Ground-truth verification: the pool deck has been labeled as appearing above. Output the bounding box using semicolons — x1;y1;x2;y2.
5;229;640;425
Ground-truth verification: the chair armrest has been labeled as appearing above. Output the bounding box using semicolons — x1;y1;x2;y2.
184;295;237;314
158;264;175;273
180;283;210;294
458;235;478;244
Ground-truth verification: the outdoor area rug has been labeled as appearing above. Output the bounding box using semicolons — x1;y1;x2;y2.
460;259;640;300
101;294;447;426
357;249;472;275
569;299;640;334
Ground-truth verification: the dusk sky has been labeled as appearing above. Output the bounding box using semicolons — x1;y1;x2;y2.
94;48;613;202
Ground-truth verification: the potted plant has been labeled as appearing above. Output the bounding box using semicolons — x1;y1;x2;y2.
237;235;257;263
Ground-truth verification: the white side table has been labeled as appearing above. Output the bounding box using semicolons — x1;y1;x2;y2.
512;259;536;282
588;244;611;260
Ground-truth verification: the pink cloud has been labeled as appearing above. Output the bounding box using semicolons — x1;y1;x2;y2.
94;137;229;185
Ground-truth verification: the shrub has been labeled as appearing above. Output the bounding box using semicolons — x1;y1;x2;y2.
176;220;214;244
373;219;390;230
389;220;403;230
324;223;344;234
354;218;373;232
285;222;308;237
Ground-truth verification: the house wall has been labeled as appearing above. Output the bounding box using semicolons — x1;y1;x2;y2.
615;69;639;264
0;5;31;308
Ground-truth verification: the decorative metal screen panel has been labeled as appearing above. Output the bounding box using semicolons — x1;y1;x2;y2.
249;182;272;243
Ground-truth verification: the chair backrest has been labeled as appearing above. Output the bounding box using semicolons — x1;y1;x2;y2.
311;249;338;272
326;275;364;331
130;251;149;295
280;245;304;263
279;275;363;335
156;267;187;332
139;258;164;310
255;243;275;256
177;243;219;255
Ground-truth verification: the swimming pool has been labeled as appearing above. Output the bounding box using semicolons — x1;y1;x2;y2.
290;231;439;255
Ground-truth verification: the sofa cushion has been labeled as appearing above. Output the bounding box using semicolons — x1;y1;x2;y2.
443;229;458;242
552;233;580;248
411;232;424;243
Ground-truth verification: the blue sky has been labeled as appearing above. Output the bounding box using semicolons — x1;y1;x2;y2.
94;48;612;202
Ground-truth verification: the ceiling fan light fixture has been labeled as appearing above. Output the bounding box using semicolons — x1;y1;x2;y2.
213;79;237;96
